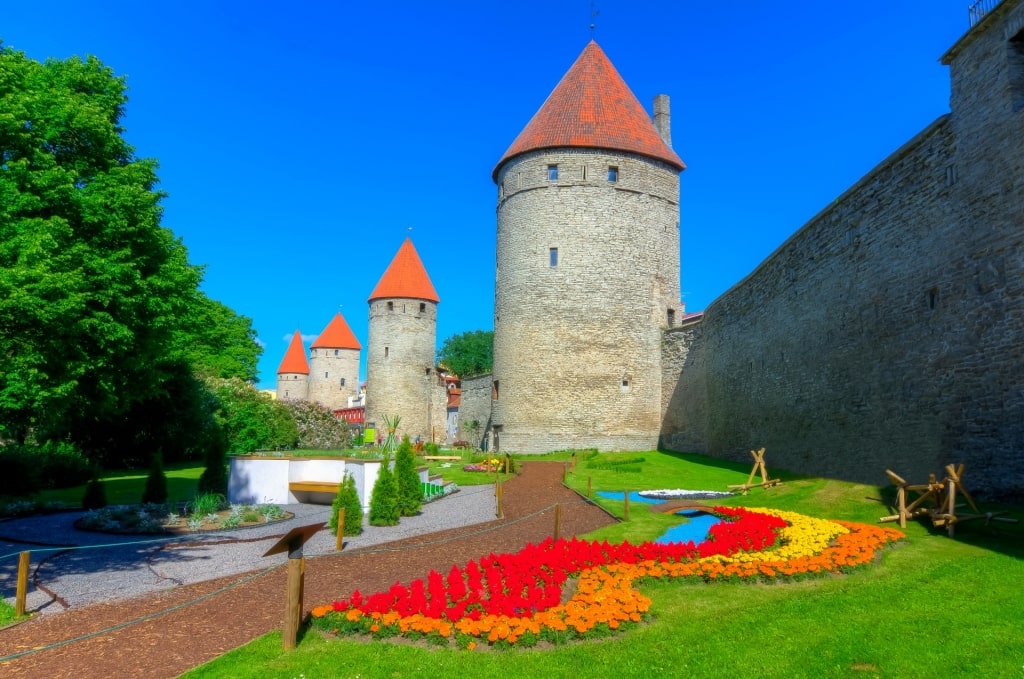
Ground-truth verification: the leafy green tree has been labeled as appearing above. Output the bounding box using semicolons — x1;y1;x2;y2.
436;330;493;377
394;436;422;517
0;45;262;468
329;473;363;537
368;454;399;526
207;378;297;455
141;452;168;504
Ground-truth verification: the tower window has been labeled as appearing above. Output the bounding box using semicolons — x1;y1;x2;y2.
547;165;558;180
384;346;389;358
608;166;618;182
325;372;329;378
419;302;426;313
667;308;675;326
549;247;558;267
340;378;346;386
387;301;394;311
621;375;632;393
334;349;339;356
582;165;587;180
1010;29;1024;111
492;380;499;400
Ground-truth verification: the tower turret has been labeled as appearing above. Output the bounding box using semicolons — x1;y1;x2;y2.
365;238;442;441
491;40;685;453
307;312;361;410
276;329;310;402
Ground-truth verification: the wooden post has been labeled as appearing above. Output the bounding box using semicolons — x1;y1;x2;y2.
283;557;305;650
335;508;345;551
15;551;29;617
496;479;503;518
554;503;562;541
587;476;592;498
624;491;630;521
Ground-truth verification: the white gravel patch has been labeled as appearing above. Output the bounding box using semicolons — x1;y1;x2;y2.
0;485;497;615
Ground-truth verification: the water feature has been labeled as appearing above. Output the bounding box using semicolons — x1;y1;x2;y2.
595;491;724;544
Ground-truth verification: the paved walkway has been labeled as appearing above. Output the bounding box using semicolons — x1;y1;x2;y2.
0;463;616;678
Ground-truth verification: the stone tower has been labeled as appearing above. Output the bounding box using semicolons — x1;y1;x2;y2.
307;312;361;410
276;329;309;401
365;237;441;442
491;40;686;453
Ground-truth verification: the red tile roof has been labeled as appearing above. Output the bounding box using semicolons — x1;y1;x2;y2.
494;40;685;179
277;330;310;375
311;312;361;350
368;237;440;303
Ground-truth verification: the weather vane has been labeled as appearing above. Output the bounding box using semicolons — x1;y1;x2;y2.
590;1;599;37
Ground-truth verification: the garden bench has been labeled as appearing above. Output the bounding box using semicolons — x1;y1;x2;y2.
288;481;339;502
424;455;462;461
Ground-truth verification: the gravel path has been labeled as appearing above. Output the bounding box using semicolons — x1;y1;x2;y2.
0;484;497;614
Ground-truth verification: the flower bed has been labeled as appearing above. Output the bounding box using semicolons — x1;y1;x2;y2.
311;507;905;648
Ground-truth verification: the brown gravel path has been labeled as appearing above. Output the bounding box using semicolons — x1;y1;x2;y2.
0;462;615;678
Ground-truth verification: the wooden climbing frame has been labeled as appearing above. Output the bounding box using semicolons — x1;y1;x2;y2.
728;447;781;495
880;464;1017;536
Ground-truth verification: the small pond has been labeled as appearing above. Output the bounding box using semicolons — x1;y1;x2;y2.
596;491;725;545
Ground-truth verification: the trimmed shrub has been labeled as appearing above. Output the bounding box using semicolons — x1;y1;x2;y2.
329;473;363;536
368;454;399;526
394;436;422;517
141;453;168;504
198;437;228;496
82;469;107;510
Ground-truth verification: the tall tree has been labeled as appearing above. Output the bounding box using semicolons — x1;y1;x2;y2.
436;329;493;377
0;45;260;461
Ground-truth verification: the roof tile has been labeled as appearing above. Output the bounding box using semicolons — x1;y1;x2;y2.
494;40;684;179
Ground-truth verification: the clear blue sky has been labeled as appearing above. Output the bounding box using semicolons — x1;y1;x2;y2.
1;1;973;389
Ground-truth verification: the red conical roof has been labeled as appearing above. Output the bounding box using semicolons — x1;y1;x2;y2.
368;238;440;303
311;312;361;350
277;330;310;374
493;40;685;179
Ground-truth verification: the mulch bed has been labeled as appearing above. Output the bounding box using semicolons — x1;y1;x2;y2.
0;462;615;678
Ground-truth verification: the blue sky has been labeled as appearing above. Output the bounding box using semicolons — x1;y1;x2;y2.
1;1;973;389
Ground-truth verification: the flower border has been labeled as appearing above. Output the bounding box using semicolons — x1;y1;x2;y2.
311;507;904;648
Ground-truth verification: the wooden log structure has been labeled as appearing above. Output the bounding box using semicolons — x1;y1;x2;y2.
727;447;781;495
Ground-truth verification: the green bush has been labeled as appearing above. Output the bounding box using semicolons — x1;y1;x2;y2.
423;442;440;456
206;377;297;454
82;470;107;510
141;453;168;504
329;473;363;536
368;454;399;526
0;441;92;495
394;436;422;517
198;437;228;496
284;400;353;449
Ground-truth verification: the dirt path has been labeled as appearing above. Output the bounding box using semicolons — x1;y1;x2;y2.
0;462;615;678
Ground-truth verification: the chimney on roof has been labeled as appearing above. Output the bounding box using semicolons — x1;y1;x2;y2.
653;94;671;147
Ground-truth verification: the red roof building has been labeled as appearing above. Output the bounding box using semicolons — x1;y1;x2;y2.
310;312;361;350
494;40;685;179
277;329;309;375
367;237;440;303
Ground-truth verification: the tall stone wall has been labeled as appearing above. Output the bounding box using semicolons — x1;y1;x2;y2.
365;298;438;442
307;348;359;410
662;3;1024;498
492;148;680;453
457;374;493;449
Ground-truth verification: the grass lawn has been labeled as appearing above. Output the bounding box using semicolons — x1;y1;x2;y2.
182;450;1024;678
33;462;204;507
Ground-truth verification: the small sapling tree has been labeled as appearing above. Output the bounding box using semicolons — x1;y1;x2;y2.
394;436;422;517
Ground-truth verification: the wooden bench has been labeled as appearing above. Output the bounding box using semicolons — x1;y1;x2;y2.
288;481;339;494
423;455;462;461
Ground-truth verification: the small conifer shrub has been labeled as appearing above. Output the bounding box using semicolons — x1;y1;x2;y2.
368;454;399;526
329;473;363;536
82;469;108;510
394;436;422;517
141;453;169;505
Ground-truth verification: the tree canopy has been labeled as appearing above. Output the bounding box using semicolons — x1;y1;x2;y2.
0;45;261;461
436;329;493;377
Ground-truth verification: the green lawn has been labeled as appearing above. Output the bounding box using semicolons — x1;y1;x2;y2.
183;450;1024;678
33;462;204;507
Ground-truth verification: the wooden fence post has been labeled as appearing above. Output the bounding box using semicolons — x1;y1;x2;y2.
624;492;630;521
16;551;30;616
335;508;345;551
554;504;562;541
587;476;592;498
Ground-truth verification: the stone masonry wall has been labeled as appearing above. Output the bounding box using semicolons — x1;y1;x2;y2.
492;148;680;453
307;348;359;410
456;374;493;449
276;372;308;402
661;2;1024;498
365;298;438;443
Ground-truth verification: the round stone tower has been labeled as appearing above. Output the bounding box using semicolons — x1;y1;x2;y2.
365;238;441;442
491;40;685;453
307;312;361;410
276;329;310;402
